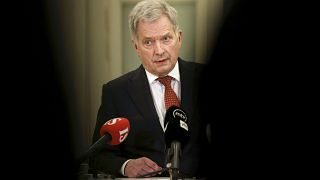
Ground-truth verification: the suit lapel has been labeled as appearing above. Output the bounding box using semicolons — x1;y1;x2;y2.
179;59;195;123
127;66;164;134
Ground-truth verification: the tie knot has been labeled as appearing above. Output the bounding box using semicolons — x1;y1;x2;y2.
158;75;173;86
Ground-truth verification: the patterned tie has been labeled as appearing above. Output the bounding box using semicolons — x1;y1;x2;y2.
158;75;180;109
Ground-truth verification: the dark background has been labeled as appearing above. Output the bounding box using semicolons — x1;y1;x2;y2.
199;0;317;178
14;0;78;179
18;0;317;179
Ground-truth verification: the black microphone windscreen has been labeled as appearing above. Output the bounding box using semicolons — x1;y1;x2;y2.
164;106;189;148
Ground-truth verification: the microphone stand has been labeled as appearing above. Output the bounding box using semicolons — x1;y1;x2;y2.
76;134;111;179
167;141;181;180
137;141;182;179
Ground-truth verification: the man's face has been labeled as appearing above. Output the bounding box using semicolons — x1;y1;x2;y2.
132;15;182;77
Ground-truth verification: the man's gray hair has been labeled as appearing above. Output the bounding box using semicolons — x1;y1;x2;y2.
128;0;179;39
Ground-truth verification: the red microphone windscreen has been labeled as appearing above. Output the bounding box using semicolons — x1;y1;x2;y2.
99;117;130;145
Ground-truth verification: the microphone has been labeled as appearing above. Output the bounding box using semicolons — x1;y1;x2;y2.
164;106;189;180
99;117;130;145
77;117;130;166
164;106;189;148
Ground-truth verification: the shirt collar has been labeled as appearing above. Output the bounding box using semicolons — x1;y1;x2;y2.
145;61;180;85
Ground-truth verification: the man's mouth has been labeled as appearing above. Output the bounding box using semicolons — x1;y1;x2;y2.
155;58;168;63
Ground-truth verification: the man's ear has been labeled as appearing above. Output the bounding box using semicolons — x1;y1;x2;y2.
178;30;182;42
131;39;140;57
177;30;182;47
132;39;138;50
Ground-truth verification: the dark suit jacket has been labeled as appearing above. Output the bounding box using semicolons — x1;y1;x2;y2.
91;58;208;178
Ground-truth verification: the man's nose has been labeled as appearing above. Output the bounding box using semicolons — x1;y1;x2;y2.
154;41;164;55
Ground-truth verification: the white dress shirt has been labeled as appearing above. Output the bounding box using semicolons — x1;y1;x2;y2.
145;62;181;131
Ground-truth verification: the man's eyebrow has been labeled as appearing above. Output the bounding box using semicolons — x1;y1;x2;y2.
162;32;171;37
141;35;153;40
142;32;172;40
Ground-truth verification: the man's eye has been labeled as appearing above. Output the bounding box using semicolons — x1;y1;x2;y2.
162;36;173;44
144;40;153;46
